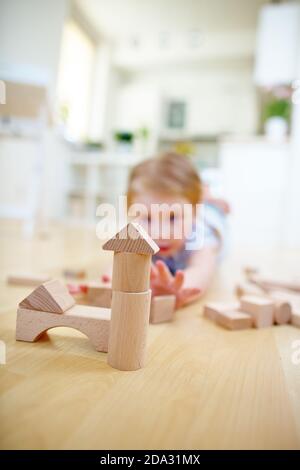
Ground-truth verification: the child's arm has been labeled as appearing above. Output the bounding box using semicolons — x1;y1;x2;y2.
151;246;218;308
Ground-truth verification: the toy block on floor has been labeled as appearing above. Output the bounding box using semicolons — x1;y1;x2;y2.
203;301;240;322
150;295;176;324
16;304;110;352
270;290;300;327
235;281;265;299
103;222;159;371
86;283;112;308
63;269;86;280
240;295;274;328
19;279;75;313
215;310;253;330
247;272;300;294
7;273;50;287
16;222;159;371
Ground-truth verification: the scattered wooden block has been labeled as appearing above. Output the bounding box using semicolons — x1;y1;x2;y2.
86;284;112;308
150;295;176;324
235;281;265;299
249;274;300;294
63;269;86;280
203;301;240;322
19;279;75;314
273;300;292;325
215;310;253;330
271;290;300;327
16;304;110;352
240;295;274;328
7;273;50;287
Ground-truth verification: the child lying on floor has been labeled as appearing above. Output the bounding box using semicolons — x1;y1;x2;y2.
103;152;228;308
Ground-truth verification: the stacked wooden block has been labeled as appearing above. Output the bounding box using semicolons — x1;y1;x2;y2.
16;279;111;352
16;223;160;372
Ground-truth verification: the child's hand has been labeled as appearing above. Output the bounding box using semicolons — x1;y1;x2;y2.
151;260;201;308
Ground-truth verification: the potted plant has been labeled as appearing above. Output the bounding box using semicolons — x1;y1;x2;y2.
262;87;291;141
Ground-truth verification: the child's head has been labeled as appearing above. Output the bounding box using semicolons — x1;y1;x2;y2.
127;152;202;256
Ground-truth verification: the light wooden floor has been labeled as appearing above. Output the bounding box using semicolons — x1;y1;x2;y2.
0;220;300;450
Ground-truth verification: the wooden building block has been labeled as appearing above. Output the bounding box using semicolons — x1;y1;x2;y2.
240;295;274;328
273;300;292;325
235;281;265;299
215;310;253;330
16;304;110;352
108;290;151;371
203;301;240;322
103;222;159;255
19;280;75;314
7;273;50;287
112;252;151;293
86;284;112;308
270;290;300;327
150;295;176;324
63;269;86;280
249;274;300;294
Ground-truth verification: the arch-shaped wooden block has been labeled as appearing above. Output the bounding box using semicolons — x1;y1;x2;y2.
16;305;111;352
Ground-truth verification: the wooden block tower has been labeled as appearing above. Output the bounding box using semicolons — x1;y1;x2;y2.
103;222;159;371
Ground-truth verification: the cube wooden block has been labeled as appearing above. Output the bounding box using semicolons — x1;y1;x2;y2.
240;295;274;328
86;284;112;308
215;310;253;330
150;295;176;324
203;301;240;322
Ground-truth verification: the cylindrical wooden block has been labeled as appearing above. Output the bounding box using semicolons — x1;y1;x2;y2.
274;300;292;325
108;290;151;371
112;252;151;293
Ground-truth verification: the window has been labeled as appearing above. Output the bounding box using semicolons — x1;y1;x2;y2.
56;20;95;142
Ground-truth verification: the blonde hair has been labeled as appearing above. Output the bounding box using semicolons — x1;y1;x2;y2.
127;152;202;206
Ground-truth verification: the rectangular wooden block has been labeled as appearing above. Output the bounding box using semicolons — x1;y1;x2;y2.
215;310;253;330
150;295;176;324
240;295;274;328
235;281;265;299
203;301;240;322
86;284;112;308
7;273;50;287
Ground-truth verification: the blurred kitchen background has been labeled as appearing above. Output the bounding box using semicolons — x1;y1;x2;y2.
0;0;300;249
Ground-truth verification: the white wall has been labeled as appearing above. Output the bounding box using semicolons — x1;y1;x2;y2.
0;0;68;98
0;0;69;221
115;59;258;138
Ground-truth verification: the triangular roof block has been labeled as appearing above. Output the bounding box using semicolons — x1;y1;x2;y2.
102;222;159;255
19;279;75;313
